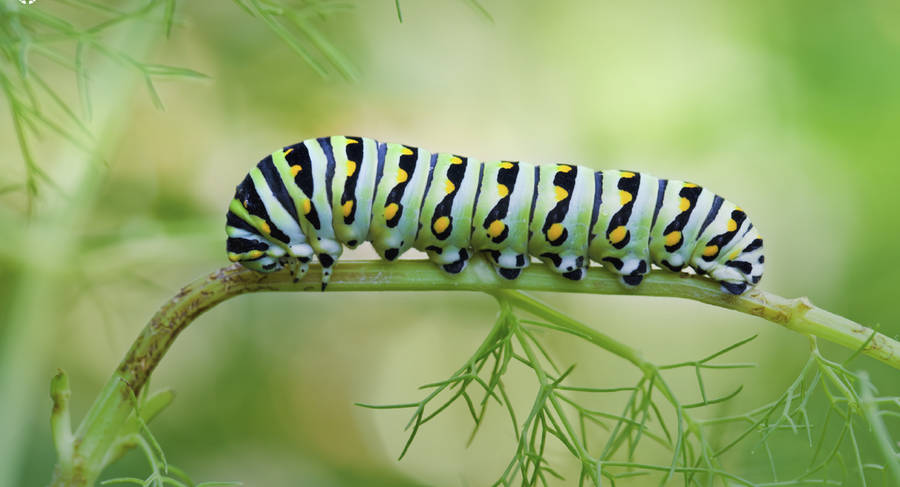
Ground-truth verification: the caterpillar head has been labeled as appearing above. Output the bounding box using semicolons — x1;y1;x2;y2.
226;238;285;272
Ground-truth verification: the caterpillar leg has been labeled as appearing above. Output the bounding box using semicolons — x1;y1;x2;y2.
443;249;472;274
423;245;472;274
484;249;530;280
600;256;649;287
281;256;310;283
719;280;748;295
317;252;340;291
539;252;588;281
241;254;283;272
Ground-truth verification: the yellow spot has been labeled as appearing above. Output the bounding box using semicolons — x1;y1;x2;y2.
400;147;414;155
608;225;628;245
291;165;302;176
284;148;294;156
547;223;564;241
384;202;399;220
488;219;505;238
260;222;271;235
684;182;698;188
342;200;354;217
242;200;248;208
555;186;569;201
664;231;681;247
558;165;573;173
247;250;264;259
679;197;690;212
735;207;744;213
497;184;509;198
729;250;741;260
433;216;451;234
450;156;463;165
396;168;408;183
500;161;515;169
621;171;635;178
346;160;357;177
228;253;240;262
619;190;633;206
445;180;456;194
726;219;737;232
703;245;719;257
345;138;358;144
302;199;312;215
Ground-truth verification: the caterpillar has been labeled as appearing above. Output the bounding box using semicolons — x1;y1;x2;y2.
226;136;764;294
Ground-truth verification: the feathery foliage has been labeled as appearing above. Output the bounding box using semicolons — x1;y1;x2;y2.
0;0;356;211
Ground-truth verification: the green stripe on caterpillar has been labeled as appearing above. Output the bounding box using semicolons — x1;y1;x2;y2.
226;136;764;294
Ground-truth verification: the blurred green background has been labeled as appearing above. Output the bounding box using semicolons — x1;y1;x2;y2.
1;0;899;485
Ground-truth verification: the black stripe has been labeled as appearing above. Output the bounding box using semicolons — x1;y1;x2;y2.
318;137;336;205
418;152;440;217
235;174;270;222
346;136;364;164
258;155;299;223
227;237;269;253
374;141;388;195
743;238;763;253
725;260;753;274
542;165;577;246
484;161;518;229
716;210;746;247
651;179;668;229
468;162;485;236
234;174;291;243
698;195;724;237
429;156;467;240
528;166;540;229
284;142;314;196
663;185;702;235
606;172;640;249
226;210;258;234
383;146;418;228
414;153;441;241
340;138;366;225
589;171;603;241
701;209;747;261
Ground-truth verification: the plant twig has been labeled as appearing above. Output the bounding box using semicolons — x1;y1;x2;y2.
48;256;900;486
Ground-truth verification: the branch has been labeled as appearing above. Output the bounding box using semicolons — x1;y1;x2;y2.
48;256;900;486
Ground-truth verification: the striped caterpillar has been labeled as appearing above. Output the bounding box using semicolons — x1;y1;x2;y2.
226;136;764;294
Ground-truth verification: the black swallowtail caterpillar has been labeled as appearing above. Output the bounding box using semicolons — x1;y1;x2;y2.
226;136;764;294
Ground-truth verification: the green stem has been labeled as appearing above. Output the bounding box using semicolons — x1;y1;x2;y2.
48;256;900;486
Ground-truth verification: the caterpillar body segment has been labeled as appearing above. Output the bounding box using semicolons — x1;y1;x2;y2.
415;153;482;273
368;143;432;263
589;170;659;286
530;163;594;281
470;160;535;280
328;135;378;250
226;136;765;294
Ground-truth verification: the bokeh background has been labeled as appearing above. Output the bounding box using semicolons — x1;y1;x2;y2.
2;0;899;485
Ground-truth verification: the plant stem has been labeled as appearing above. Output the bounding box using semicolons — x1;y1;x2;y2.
48;257;900;486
